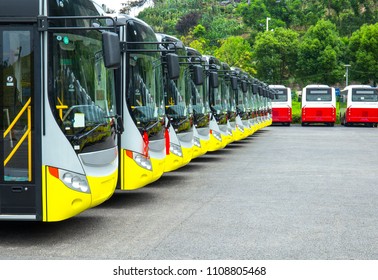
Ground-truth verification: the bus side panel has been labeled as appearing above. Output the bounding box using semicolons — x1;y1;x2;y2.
346;108;378;123
272;107;292;123
302;107;336;123
43;166;91;222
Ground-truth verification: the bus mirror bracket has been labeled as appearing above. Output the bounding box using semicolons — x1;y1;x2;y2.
102;32;121;69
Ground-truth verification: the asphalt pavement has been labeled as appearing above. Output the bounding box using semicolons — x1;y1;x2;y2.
1;124;378;260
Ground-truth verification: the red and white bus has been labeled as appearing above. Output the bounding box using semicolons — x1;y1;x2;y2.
301;85;336;126
339;85;378;126
269;85;292;126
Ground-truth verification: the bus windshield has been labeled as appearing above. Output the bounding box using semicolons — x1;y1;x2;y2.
128;53;164;129
191;81;204;114
351;88;378;102
306;88;332;101
50;30;116;152
273;89;288;102
165;49;191;119
190;78;209;128
126;20;165;137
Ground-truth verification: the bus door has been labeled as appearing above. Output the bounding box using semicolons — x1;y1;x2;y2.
0;26;40;220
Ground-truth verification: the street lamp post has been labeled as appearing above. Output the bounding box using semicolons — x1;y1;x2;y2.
344;64;351;86
266;17;271;32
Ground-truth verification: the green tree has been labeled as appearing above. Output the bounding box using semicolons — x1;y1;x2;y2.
296;19;344;85
236;1;268;32
175;12;201;35
214;36;255;75
348;23;378;85
181;25;211;54
253;27;299;84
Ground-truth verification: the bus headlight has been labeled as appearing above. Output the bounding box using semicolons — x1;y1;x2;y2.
236;124;244;132
134;153;152;171
170;143;183;157
211;130;222;142
60;170;90;194
193;137;201;148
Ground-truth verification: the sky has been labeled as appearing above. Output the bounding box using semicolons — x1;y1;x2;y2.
97;0;124;12
96;0;153;16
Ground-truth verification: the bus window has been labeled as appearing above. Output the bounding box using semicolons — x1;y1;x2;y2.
306;89;332;102
352;89;378;102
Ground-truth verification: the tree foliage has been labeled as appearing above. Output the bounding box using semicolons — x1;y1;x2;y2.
214;36;256;75
134;0;378;87
175;12;201;34
253;28;299;84
348;23;378;85
296;20;344;85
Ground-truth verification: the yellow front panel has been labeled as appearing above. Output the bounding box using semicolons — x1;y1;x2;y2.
150;157;165;182
233;128;245;142
192;139;209;159
42;166;91;222
120;151;164;190
247;126;254;136
208;135;224;152
181;146;193;166
87;169;117;207
164;153;185;172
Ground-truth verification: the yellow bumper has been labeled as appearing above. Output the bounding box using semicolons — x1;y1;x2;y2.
192;138;210;159
208;134;226;152
42;166;117;222
164;146;193;172
120;151;165;190
233;126;246;141
87;170;118;208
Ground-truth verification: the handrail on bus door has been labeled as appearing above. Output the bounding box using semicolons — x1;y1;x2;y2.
56;97;68;120
3;97;32;181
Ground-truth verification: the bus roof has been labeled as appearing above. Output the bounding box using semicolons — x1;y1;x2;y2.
304;84;330;88
342;85;375;90
269;85;287;89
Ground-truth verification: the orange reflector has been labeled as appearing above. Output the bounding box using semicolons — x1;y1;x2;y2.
125;150;133;159
48;166;59;179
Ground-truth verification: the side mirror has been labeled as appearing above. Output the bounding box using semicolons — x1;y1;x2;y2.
209;72;219;88
241;81;248;93
166;53;180;80
252;84;258;95
192;64;204;85
231;76;238;91
102;32;121;69
258;86;263;96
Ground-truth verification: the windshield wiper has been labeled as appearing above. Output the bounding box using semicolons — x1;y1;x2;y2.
71;122;108;142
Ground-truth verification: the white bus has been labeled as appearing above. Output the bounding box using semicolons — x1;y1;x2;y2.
0;0;121;221
339;85;378;126
301;84;336;126
269;85;292;126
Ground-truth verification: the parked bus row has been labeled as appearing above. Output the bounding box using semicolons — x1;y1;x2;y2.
0;0;276;222
269;84;377;127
